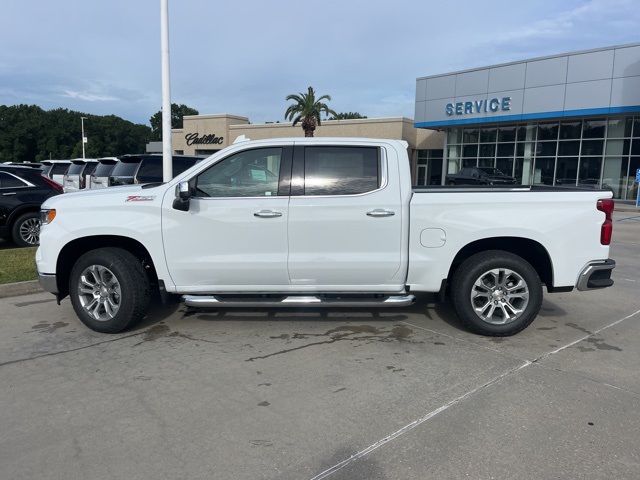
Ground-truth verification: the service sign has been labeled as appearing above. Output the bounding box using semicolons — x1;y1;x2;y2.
445;96;512;117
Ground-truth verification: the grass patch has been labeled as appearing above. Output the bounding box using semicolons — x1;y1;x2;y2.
0;247;38;284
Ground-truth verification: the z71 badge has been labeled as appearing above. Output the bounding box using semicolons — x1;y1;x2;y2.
126;195;156;202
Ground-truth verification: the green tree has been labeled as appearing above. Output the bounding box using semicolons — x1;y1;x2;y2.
329;112;367;120
284;87;337;137
149;103;199;141
0;104;151;162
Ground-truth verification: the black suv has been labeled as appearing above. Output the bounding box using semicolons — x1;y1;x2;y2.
0;165;63;247
109;154;202;186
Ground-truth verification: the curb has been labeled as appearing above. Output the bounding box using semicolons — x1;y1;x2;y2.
0;280;43;299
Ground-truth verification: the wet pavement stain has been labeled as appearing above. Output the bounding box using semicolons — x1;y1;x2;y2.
257;401;270;407
269;334;290;340
537;326;556;330
15;298;56;308
258;383;272;387
565;322;592;335
585;337;622;351
30;321;68;333
246;324;422;362
433;341;446;345
333;387;346;393
577;346;596;352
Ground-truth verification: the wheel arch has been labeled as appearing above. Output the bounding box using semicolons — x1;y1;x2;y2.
446;236;555;291
7;204;41;227
55;235;159;299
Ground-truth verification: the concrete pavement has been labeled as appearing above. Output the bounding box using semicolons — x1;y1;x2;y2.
1;212;638;479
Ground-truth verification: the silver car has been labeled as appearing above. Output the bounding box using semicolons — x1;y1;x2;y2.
89;157;118;189
41;160;71;186
63;159;98;192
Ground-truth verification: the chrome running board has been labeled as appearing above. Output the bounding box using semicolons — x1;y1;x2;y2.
182;294;415;308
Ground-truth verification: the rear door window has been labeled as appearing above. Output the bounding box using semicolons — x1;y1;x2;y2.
136;158;163;183
0;172;29;188
83;163;98;175
303;146;379;196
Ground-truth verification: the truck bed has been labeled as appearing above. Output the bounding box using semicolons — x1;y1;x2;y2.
412;185;611;193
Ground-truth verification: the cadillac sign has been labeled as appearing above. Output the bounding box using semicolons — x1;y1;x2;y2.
185;132;224;146
445;96;512;116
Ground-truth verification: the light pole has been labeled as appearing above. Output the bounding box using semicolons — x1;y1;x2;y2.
160;0;172;182
81;116;87;159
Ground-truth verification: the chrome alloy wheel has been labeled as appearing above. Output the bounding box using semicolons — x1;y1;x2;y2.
19;218;41;245
470;268;529;325
77;265;121;321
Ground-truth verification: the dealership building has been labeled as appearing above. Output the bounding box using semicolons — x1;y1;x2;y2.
414;43;640;200
159;114;444;182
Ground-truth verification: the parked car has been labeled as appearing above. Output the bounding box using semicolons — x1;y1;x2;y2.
37;138;615;336
89;157;118;189
446;167;517;186
0;165;63;246
109;154;202;186
63;159;98;192
41;160;71;186
3;162;43;169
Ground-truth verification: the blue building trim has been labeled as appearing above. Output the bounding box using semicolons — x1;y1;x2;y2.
414;105;640;128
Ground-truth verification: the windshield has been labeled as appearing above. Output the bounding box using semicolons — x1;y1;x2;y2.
110;161;140;177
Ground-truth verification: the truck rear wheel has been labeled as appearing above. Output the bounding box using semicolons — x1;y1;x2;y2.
69;248;151;333
451;250;542;336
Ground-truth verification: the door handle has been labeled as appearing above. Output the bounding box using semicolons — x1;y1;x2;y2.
2;192;17;196
254;209;283;218
366;209;395;217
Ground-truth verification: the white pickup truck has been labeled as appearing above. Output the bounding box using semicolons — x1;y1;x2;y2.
36;137;615;336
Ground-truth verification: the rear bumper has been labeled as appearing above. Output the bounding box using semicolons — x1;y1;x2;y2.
38;273;58;294
576;259;615;291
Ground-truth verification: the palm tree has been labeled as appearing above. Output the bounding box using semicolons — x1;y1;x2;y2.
284;86;337;137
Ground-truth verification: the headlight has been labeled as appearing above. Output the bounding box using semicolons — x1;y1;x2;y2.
40;209;56;225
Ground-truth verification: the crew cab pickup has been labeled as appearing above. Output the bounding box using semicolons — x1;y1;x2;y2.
36;138;615;336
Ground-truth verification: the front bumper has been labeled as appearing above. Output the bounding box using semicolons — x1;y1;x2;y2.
38;273;58;294
577;259;615;291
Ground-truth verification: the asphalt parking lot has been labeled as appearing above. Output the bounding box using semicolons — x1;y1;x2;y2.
1;212;639;480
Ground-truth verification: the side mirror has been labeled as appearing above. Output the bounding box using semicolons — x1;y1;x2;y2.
173;181;191;211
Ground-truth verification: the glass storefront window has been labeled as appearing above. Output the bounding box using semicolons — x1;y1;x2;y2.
583;119;606;138
533;158;555;185
555;157;579;186
578;157;603;188
536;141;557;157
496;158;514;176
605;139;630;156
517;125;537;142
581;139;604;156
443;116;639;198
602;157;629;199
558;141;580;156
462;144;478;158
497;143;515;157
560;121;581;139
462;128;479;143
538;122;559;140
607;118;632;138
479;144;496;158
480;128;497;143
498;126;516;142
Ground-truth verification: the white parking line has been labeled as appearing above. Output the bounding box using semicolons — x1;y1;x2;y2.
309;307;640;479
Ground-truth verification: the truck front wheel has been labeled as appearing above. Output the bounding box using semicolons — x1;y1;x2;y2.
69;248;151;333
451;250;542;336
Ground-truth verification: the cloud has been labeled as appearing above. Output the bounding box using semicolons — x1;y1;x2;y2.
62;90;118;102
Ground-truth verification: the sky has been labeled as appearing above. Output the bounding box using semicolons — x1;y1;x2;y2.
1;0;639;126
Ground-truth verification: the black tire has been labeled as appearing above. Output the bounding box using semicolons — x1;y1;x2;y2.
11;212;41;247
69;248;151;333
450;250;542;336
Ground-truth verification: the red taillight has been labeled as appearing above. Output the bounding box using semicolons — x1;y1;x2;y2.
41;174;64;193
597;198;614;245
